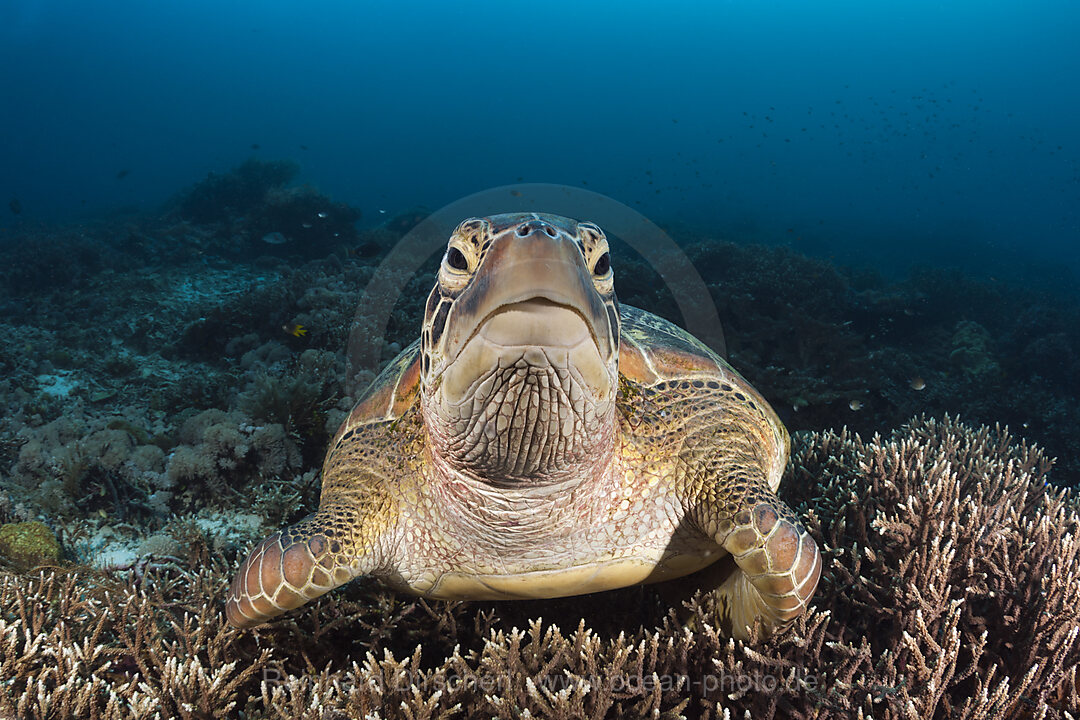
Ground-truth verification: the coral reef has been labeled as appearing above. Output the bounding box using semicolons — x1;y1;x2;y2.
162;410;302;502
1;172;1079;717
949;319;1000;377
178;158;300;225
246;185;362;260
173;158;361;259
0;418;1075;718
784;416;1080;715
675;236;1080;483
0;521;60;571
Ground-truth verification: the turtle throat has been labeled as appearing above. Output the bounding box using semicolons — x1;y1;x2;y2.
425;301;617;486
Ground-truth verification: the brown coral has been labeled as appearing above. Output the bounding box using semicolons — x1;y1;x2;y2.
0;417;1076;718
784;415;1080;716
0;521;60;571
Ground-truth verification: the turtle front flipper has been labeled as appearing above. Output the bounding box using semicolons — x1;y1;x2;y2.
714;500;821;639
226;510;373;628
694;496;821;640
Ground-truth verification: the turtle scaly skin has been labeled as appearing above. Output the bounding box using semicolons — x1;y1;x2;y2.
227;213;820;640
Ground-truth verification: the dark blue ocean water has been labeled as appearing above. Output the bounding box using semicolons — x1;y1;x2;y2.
2;0;1078;281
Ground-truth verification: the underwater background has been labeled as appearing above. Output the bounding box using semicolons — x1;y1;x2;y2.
1;1;1079;717
3;0;1079;281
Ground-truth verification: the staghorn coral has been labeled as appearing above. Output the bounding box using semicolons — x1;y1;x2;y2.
0;566;269;719
0;417;1076;718
782;415;1080;716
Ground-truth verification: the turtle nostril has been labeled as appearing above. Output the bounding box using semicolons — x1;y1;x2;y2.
516;221;558;238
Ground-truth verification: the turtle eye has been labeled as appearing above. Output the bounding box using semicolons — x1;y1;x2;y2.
592;252;610;276
446;247;469;271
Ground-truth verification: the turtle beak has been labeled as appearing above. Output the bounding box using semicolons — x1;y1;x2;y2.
442;220;615;367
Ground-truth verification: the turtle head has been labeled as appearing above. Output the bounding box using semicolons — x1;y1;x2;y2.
420;213;621;485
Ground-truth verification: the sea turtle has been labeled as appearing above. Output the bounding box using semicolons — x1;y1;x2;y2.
226;213;821;639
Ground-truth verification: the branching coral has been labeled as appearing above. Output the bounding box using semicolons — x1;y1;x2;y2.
0;417;1076;718
784;415;1079;716
0;566;268;719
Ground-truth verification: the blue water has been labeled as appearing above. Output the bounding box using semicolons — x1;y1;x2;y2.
2;0;1078;280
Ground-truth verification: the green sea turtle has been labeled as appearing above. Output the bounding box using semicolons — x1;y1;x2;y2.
226;213;820;639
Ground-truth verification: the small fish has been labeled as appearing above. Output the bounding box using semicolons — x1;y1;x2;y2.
379;209;387;214
116;169;130;180
251;143;261;150
509;190;522;197
283;322;307;337
262;231;288;245
300;144;309;151
848;399;863;411
909;377;926;391
301;222;313;229
8;197;21;215
316;211;328;218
